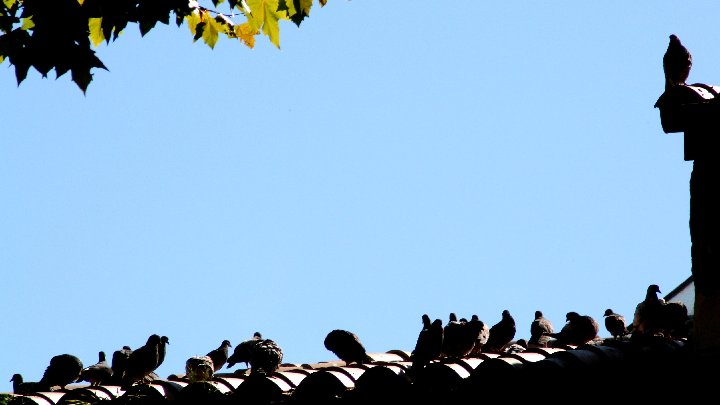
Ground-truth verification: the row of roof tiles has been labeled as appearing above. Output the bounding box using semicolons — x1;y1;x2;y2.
3;336;705;405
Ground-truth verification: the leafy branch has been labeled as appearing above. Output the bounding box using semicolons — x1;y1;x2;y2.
0;0;328;93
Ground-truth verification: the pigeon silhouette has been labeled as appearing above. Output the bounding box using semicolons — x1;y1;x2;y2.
77;351;113;386
206;340;232;372
110;346;132;385
227;332;262;369
547;311;599;346
603;309;628;340
38;354;84;391
248;338;284;375
483;310;517;353
410;314;444;374
121;334;161;389
10;374;44;394
529;310;554;347
324;329;373;365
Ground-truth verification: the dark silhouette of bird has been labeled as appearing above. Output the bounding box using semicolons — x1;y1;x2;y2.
547;311;599;346
503;339;528;354
110;346;132;385
227;332;263;369
603;309;628;340
10;374;44;394
157;336;170;369
529;310;554;347
37;354;84;391
206;339;232;372
248;338;284;375
631;284;664;339
440;312;464;357
324;329;373;365
185;356;215;382
659;300;691;339
410;314;444;374
483;309;517;353
121;334;161;389
77;351;113;386
467;314;490;356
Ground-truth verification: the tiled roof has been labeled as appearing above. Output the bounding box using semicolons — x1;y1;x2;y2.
3;336;701;404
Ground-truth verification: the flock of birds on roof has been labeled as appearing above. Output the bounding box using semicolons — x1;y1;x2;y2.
10;284;691;395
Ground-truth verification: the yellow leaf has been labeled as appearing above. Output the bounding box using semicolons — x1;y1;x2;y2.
2;0;16;9
88;17;104;47
77;0;85;5
186;10;202;38
319;0;327;6
234;22;257;48
244;0;287;48
202;15;221;48
20;17;34;30
0;55;4;64
298;0;313;15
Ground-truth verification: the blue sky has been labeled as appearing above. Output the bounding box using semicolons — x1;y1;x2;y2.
2;1;717;391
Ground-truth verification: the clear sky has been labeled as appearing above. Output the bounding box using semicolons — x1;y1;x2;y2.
2;1;718;392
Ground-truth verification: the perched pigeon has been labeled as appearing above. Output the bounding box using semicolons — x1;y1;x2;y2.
660;300;690;339
34;354;84;391
185;356;215;382
121;334;161;389
324;329;373;365
440;313;464;358
410;314;444;374
110;346;132;385
483;310;517;353
206;340;232;372
529;310;554;347
503;339;528;354
157;336;170;369
77;351;113;386
227;332;263;369
467;315;491;356
547;311;599;346
631;284;664;339
248;339;284;375
10;374;44;394
603;309;628;340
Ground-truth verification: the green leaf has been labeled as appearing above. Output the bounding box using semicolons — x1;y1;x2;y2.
202;15;220;48
88;17;104;47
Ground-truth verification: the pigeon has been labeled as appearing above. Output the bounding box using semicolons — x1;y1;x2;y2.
483;310;517;353
603;309;628;340
38;354;84;391
248;338;284;375
467;314;490;356
503;339;528;354
324;329;373;365
121;334;161;389
110;346;132;385
157;336;170;369
10;374;44;394
528;310;554;347
410;314;444;374
547;311;599;346
206;340;232;372
440;313;465;357
659;300;690;339
185;356;215;382
227;332;263;369
631;284;664;338
77;351;113;386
